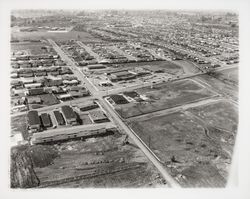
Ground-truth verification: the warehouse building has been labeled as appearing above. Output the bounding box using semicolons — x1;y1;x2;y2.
40;113;52;128
53;110;65;125
109;94;129;104
61;105;78;125
80;103;99;111
27;110;41;132
30;124;116;145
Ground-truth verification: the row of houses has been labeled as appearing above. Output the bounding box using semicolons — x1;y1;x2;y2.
11;66;73;78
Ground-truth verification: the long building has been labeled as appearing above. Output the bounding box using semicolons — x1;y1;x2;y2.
30;123;116;144
40;113;52;128
53;110;65;125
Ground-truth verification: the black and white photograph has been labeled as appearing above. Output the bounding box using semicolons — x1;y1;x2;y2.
1;0;250;198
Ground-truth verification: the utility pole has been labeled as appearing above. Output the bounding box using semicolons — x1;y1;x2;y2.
148;135;151;149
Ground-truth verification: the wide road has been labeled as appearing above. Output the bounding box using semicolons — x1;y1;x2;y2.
11;96;94;117
48;39;181;188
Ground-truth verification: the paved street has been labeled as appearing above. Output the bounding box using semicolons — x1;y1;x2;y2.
48;38;181;188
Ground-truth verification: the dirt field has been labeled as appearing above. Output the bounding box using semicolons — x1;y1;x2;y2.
128;110;232;187
11;115;28;140
115;79;216;119
11;42;51;55
172;60;200;74
31;130;164;188
188;100;238;132
194;73;238;101
11;30;102;42
214;68;238;85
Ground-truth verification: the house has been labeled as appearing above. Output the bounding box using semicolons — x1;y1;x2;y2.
24;82;42;89
58;93;72;101
61;105;78;125
28;88;45;96
27;96;42;104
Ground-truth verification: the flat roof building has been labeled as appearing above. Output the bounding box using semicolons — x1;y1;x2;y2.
89;110;109;123
40;113;52;128
61;105;77;125
53;110;65;125
27;110;41;131
110;94;129;105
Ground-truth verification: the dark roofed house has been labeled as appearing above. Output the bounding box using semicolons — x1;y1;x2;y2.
28;88;45;96
61;105;78;125
27;110;41;131
110;94;129;105
40;113;52;128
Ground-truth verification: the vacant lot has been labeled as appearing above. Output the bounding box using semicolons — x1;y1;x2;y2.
187;100;237;159
11;115;28;140
214;68;238;86
115;79;216;119
128;110;232;187
194;73;238;101
11;42;54;55
11;30;102;42
189;100;237;133
32;131;164;188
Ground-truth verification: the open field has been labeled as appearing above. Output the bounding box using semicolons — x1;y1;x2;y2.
29;131;164;188
188;99;237;132
11;30;102;42
194;73;238;101
108;60;186;75
172;60;200;74
213;67;238;86
115;79;217;119
128;99;237;187
11;42;53;55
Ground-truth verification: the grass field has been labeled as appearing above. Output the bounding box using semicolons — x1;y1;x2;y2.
11;30;102;42
115;79;216;119
128;110;232;187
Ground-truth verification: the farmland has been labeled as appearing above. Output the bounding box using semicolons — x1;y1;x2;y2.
115;79;217;119
128;99;237;187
